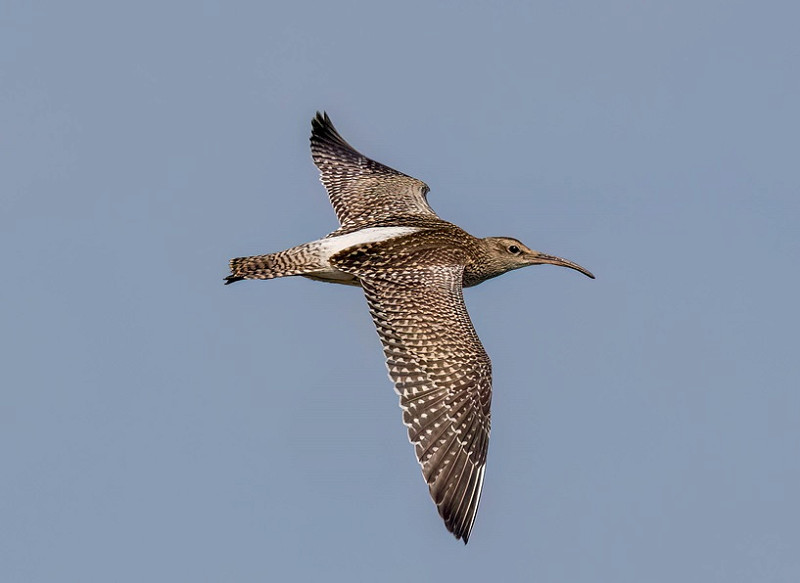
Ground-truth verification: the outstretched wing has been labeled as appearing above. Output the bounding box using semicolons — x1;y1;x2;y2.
332;246;492;543
310;112;437;228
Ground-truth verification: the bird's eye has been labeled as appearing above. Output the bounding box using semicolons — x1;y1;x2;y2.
508;245;520;254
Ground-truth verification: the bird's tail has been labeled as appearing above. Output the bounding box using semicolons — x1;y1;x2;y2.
224;243;326;285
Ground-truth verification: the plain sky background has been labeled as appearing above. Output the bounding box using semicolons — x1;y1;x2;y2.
2;1;799;581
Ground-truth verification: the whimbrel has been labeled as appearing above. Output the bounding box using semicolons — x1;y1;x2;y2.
225;112;594;543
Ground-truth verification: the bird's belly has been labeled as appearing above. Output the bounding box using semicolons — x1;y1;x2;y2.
301;269;361;286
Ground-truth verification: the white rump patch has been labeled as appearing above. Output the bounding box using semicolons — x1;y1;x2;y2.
317;227;421;261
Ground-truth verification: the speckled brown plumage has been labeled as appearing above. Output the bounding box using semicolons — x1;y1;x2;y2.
310;112;435;230
225;112;594;543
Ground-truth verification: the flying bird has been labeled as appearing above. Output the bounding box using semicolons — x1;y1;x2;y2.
225;112;594;543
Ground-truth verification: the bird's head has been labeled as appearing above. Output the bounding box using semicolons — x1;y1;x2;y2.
479;237;595;281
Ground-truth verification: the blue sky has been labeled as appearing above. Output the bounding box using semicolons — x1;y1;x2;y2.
2;1;799;581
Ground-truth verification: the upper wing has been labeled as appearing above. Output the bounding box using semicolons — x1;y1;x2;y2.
310;112;437;228
332;246;491;543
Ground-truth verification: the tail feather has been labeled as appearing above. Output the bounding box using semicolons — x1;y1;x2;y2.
225;253;282;284
224;245;326;285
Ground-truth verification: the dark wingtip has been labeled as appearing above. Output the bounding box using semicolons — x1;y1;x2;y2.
224;275;244;285
311;110;333;132
311;110;340;138
310;110;358;158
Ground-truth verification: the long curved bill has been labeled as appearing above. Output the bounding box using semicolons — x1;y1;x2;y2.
533;252;595;279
